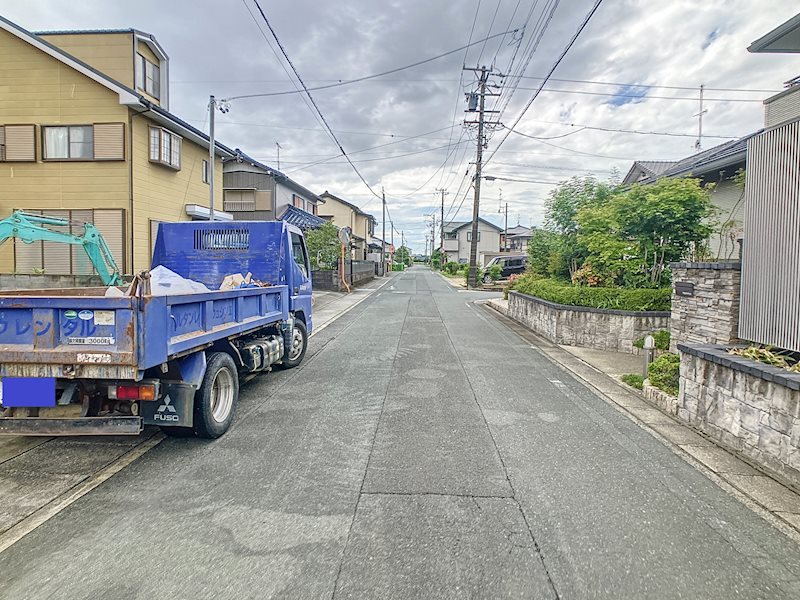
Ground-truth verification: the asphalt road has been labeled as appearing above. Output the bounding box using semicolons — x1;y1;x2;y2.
1;267;800;599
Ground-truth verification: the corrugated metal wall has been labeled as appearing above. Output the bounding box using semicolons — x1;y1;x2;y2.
739;120;800;351
765;86;800;128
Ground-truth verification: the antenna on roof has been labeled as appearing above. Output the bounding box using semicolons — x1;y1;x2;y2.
693;84;708;152
276;141;282;170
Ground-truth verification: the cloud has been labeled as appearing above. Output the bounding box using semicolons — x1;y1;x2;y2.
3;0;799;252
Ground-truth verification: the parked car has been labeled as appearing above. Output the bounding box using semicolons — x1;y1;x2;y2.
483;255;527;283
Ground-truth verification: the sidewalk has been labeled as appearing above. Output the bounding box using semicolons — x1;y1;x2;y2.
0;274;395;544
484;298;800;537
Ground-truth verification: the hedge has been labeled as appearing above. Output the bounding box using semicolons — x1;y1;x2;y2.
511;276;671;312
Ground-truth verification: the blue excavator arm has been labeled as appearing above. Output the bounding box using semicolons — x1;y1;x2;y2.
0;211;123;286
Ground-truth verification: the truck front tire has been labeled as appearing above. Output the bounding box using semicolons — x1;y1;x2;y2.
193;352;239;438
281;320;307;368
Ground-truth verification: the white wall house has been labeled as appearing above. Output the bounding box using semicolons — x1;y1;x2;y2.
442;218;502;264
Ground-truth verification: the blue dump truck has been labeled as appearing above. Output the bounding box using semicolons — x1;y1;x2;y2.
0;220;312;439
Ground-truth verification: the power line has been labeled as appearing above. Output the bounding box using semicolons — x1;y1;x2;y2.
486;0;606;167
507;123;738;140
247;0;382;201
226;28;519;101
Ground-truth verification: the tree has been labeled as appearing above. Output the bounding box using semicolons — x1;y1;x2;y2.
304;222;340;269
576;177;714;287
395;245;411;266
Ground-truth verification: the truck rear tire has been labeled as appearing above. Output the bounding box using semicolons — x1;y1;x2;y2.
281;320;307;368
193;352;239;439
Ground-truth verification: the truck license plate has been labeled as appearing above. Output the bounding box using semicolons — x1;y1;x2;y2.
67;337;115;345
1;378;56;408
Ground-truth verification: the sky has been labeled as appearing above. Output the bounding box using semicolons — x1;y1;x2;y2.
4;0;799;253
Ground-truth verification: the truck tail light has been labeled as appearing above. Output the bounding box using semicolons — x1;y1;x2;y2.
109;384;157;401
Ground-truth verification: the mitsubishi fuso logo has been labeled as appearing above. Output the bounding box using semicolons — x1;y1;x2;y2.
154;395;179;422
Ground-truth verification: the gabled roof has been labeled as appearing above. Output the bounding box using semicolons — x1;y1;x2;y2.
0;16;232;158
443;218;502;233
505;225;533;236
749;13;800;53
319;191;375;220
631;131;761;185
277;205;326;230
622;160;678;184
225;150;323;204
34;28;169;60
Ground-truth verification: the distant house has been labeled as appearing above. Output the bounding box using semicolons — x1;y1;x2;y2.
442;218;502;264
318;191;376;260
222;151;324;229
503;225;535;253
624;132;761;259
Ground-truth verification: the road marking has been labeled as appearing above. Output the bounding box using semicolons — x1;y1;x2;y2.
0;432;165;554
548;379;570;393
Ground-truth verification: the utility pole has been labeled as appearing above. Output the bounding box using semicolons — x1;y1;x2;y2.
381;188;387;276
436;188;447;261
694;84;707;152
501;201;508;252
464;65;500;287
208;95;216;222
390;222;394;268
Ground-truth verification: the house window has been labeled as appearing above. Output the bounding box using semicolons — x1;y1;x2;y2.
223;189;256;212
292;194;303;209
311;202;317;216
467;231;481;242
0;125;36;161
136;54;160;99
149;127;181;170
445;232;457;240
43;125;93;159
202;160;209;184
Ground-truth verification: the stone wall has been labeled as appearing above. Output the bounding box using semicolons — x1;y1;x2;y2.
311;261;376;292
507;291;670;354
0;274;106;290
678;344;800;488
670;262;741;352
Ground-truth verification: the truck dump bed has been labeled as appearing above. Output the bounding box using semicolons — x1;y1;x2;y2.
0;285;289;381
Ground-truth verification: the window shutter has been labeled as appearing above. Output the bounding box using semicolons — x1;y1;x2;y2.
94;209;125;273
254;190;271;211
13;210;42;273
0;126;5;161
70;210;95;275
93;123;125;160
42;210;71;274
4;125;36;161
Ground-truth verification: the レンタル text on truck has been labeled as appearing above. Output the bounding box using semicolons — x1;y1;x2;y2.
0;220;313;439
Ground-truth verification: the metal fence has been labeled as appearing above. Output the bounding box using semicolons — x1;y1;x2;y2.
739;120;800;352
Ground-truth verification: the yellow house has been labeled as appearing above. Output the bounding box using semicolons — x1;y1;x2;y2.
318;191;376;259
0;16;236;275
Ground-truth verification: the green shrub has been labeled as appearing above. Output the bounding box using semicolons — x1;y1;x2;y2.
432;258;441;270
487;263;502;281
633;329;671;351
511;276;671;311
621;373;644;390
648;353;680;396
443;262;460;275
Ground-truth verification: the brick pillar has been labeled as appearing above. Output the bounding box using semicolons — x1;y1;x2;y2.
670;262;741;352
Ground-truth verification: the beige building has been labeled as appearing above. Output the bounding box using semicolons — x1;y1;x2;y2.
0;17;235;275
442;218;502;264
318;191;376;259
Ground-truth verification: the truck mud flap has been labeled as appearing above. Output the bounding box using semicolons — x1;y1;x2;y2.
141;383;194;428
0;417;142;436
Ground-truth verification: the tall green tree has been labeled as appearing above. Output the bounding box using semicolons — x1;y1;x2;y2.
576;178;714;287
395;245;411;266
304;222;340;269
